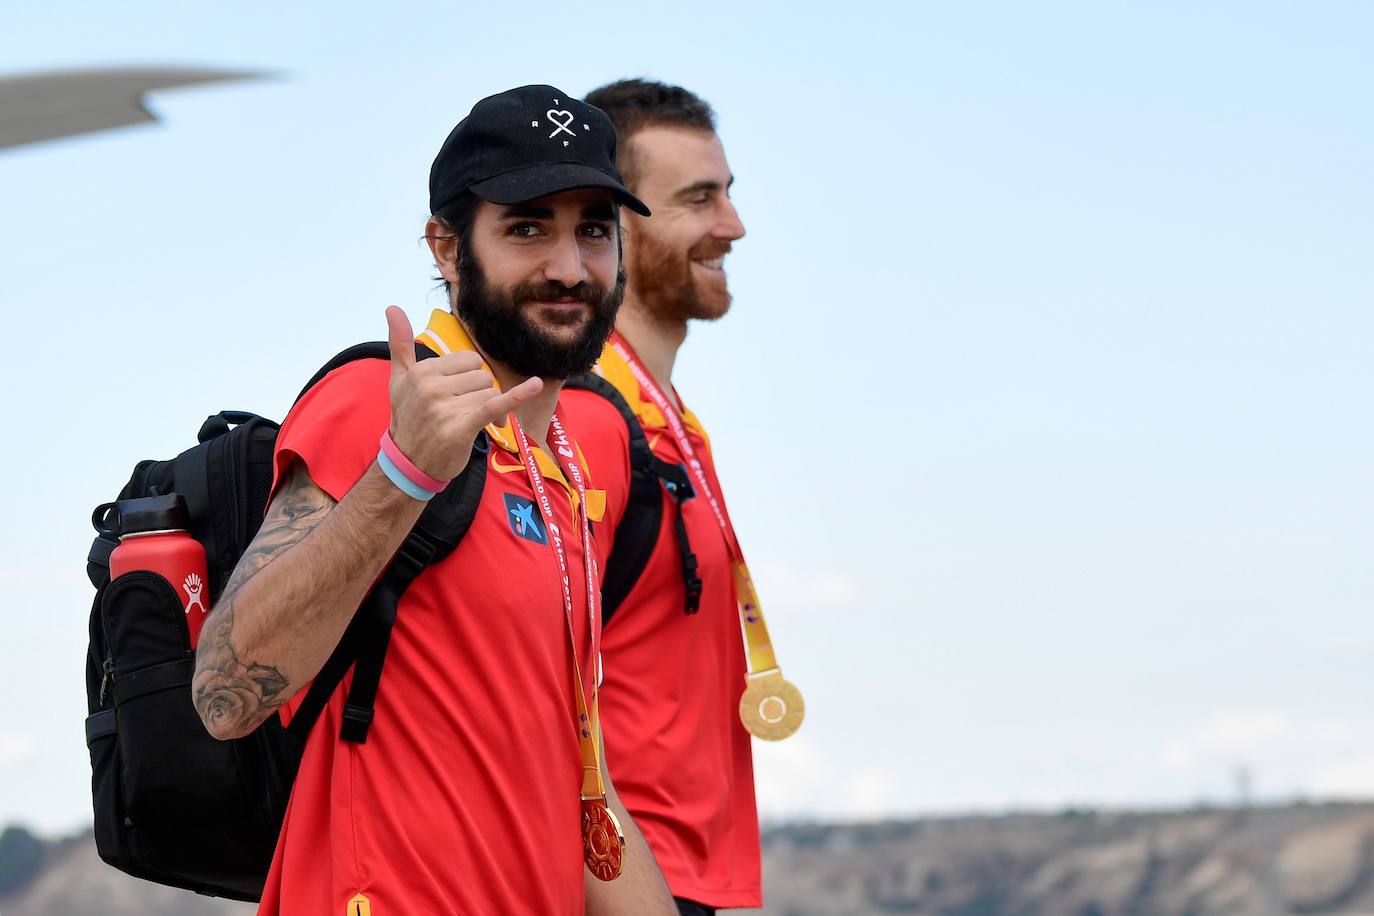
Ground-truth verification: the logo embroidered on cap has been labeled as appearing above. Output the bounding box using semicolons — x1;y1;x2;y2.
546;109;576;138
504;493;549;545
529;97;592;148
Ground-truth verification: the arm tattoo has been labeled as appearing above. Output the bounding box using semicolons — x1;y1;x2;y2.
193;463;334;736
222;464;334;595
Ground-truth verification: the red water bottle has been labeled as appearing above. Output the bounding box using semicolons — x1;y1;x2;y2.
108;495;210;649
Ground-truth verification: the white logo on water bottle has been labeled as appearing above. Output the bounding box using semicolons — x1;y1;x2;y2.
182;573;206;615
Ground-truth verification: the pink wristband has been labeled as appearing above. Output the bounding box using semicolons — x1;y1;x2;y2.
379;431;451;493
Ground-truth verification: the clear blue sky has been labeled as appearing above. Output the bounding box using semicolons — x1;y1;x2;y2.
2;0;1372;835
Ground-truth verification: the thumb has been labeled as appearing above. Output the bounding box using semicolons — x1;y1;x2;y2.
385;306;416;379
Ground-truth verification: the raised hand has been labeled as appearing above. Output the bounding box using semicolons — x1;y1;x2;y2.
384;306;542;481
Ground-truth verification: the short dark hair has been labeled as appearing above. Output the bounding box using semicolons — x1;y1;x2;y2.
584;79;716;188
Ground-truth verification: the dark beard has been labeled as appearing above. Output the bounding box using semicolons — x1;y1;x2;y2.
628;224;731;324
455;247;624;380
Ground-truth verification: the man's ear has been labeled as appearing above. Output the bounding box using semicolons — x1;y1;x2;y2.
425;216;461;285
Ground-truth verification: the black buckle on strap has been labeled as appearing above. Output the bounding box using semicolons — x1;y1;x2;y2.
671;503;704;616
683;557;703;614
652;458;695;502
340;703;375;744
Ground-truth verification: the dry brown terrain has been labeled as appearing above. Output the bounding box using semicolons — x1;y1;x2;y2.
5;803;1374;915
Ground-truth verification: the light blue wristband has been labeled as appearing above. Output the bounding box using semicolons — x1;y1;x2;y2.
377;449;437;501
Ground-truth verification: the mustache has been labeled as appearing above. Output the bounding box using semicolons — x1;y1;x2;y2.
509;280;607;306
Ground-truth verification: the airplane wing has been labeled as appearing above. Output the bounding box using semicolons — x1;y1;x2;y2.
0;67;265;151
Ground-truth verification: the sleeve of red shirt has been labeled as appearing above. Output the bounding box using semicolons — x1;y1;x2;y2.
560;387;633;552
270;359;393;504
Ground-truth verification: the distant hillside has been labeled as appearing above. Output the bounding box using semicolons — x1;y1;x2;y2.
757;803;1374;916
5;803;1374;915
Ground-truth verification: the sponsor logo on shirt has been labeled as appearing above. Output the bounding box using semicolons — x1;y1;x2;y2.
503;493;548;545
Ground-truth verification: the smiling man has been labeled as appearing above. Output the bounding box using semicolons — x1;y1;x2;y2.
559;80;765;916
192;85;675;916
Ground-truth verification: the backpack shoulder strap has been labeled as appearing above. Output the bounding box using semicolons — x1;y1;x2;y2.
292;340;437;406
286;341;483;744
292;342;388;404
564;372;702;624
331;431;489;744
562;372;647;446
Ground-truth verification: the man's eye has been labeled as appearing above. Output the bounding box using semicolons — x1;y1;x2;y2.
508;223;540;238
691;196;710;206
580;223;612;238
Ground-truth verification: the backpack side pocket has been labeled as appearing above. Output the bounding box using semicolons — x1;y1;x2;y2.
102;570;275;899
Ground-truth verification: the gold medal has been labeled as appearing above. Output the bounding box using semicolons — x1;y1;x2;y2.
739;670;805;740
581;796;625;881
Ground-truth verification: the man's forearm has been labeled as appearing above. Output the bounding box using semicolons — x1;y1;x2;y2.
193;462;425;740
585;773;676;916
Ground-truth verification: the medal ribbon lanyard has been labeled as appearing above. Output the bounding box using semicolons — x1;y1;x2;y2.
510;410;605;802
607;335;780;674
513;410;625;879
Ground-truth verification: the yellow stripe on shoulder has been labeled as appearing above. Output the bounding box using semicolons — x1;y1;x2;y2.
595;350;665;430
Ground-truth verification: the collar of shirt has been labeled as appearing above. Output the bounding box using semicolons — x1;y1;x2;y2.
595;336;710;447
416;309;604;521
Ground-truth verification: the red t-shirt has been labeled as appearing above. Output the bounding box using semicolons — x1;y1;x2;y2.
559;342;762;909
257;317;601;915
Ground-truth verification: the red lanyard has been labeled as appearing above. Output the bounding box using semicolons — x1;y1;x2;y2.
510;409;605;799
607;333;742;561
603;335;805;744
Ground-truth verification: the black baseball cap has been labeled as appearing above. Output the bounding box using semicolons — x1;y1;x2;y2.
429;84;650;217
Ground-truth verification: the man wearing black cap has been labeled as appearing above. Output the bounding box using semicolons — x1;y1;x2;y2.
193;85;674;915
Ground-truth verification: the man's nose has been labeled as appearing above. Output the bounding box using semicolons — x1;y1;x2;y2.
716;197;746;242
543;236;588;287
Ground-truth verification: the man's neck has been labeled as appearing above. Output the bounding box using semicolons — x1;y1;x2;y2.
615;299;687;410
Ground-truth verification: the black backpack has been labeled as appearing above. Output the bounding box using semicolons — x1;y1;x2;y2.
563;373;702;623
84;341;488;902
